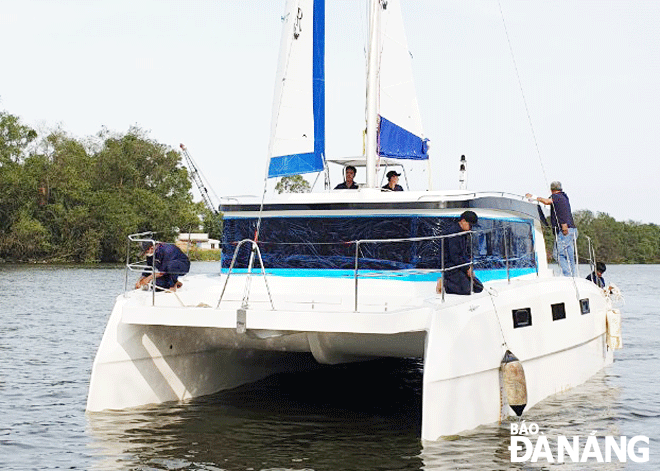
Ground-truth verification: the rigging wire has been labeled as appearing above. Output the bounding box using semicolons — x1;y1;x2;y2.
497;2;574;278
497;0;549;189
253;6;301;246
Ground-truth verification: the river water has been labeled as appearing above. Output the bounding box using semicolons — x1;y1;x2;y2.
0;263;658;470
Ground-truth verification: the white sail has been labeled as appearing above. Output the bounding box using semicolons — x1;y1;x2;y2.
267;0;325;178
377;0;427;160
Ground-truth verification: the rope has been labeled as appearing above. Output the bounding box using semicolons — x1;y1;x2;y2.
487;288;509;351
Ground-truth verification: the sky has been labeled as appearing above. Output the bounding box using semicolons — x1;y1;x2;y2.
1;0;659;224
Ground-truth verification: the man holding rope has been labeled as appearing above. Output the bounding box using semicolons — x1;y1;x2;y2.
527;181;577;276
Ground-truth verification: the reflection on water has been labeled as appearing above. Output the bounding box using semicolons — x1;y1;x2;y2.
87;359;425;471
87;360;626;471
422;371;625;470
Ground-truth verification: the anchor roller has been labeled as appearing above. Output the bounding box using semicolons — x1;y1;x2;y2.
501;350;527;416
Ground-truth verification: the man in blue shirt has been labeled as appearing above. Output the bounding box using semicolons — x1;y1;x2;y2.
527;181;577;276
136;241;191;292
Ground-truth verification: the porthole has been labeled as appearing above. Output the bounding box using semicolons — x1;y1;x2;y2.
580;298;590;315
513;308;532;328
551;303;566;321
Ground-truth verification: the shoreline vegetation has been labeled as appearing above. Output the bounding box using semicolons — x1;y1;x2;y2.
1;110;221;264
2;111;659;265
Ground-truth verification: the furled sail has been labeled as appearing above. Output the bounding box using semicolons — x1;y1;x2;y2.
377;0;428;160
267;0;325;178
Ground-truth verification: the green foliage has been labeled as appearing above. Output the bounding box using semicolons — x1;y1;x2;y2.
187;248;222;262
275;174;311;194
0;209;51;259
0;111;37;165
201;206;223;242
574;210;660;264
0;113;211;263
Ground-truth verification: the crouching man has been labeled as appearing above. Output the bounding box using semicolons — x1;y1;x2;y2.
136;241;191;292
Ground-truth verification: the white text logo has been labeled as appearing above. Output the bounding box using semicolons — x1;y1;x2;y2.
509;422;649;463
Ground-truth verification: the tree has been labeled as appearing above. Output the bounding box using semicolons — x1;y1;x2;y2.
0;119;204;262
275;175;311;194
0;111;37;165
89;128;200;261
0;113;39;235
201;206;223;242
1;209;51;259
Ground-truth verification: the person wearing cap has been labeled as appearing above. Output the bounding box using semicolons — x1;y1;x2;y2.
382;170;404;191
526;181;577;276
437;210;484;295
586;261;607;288
135;241;191;292
334;165;359;189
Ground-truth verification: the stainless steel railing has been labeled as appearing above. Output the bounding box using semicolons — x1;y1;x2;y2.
218;226;535;312
216;239;274;310
351;226;534;310
126;225;535;312
124;231;186;306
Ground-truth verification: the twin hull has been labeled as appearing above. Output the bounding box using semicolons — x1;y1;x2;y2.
87;271;612;440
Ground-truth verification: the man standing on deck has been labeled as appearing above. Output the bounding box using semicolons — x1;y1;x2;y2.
436;210;484;295
526;181;578;276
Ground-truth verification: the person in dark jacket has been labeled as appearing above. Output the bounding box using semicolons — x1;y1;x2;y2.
135;241;191;292
586;261;607;288
334;165;359;189
527;181;577;276
436;211;484;295
382;170;404;191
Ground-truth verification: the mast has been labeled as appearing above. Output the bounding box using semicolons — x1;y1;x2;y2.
365;0;381;188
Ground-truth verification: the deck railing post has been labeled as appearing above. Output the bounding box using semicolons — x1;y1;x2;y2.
504;227;511;283
440;237;445;302
573;229;580;278
253;242;275;310
124;237;130;293
354;241;360;312
216;239;275;310
534;227;539;277
469;231;474;295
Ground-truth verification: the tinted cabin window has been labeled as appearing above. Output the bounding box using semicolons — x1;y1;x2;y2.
580;298;591;315
222;215;536;271
551;303;566;321
512;308;533;328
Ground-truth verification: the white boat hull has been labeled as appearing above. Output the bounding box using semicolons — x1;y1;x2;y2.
87;272;613;440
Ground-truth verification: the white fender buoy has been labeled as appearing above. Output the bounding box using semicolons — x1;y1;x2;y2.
501;350;527;417
606;308;623;350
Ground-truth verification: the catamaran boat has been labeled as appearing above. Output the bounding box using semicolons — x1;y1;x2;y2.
87;0;621;440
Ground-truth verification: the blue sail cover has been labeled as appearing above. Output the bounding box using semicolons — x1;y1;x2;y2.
268;151;324;177
379;116;429;160
268;0;325;178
